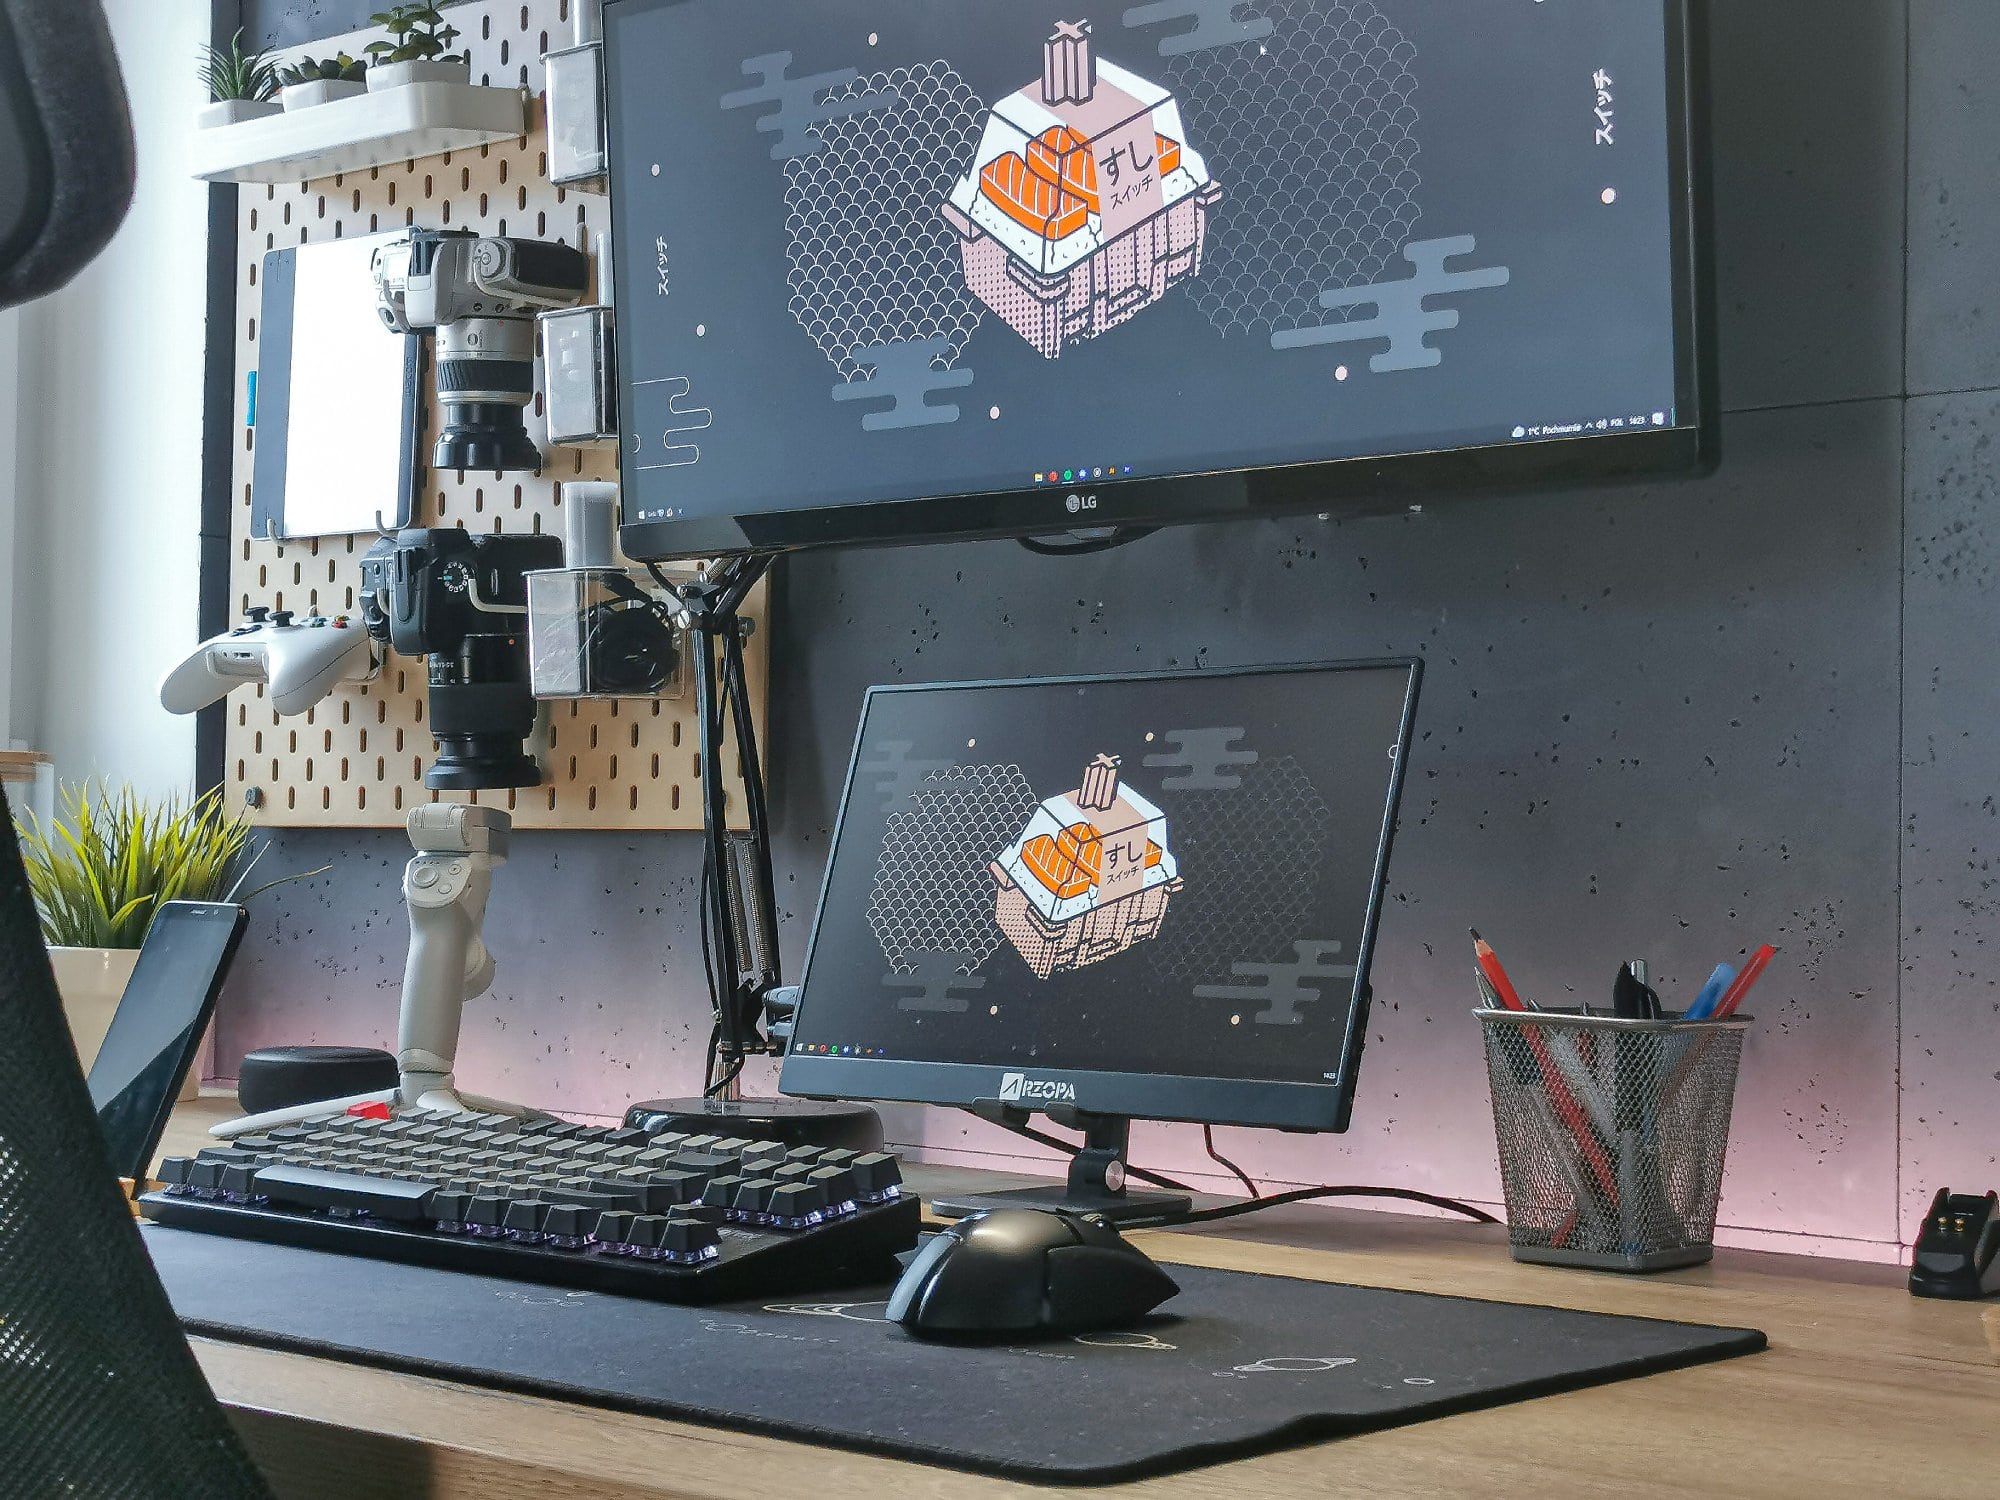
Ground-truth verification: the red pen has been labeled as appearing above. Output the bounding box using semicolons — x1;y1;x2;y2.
1710;944;1775;1020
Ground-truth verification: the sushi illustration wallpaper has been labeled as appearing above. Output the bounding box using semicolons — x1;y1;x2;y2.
790;667;1416;1084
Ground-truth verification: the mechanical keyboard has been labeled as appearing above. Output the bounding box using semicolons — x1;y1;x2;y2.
140;1110;918;1302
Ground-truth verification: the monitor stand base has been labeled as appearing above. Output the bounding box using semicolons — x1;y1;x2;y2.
931;1108;1192;1224
929;1182;1191;1225
623;1095;885;1152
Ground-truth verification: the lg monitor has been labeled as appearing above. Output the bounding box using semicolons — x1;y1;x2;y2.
779;660;1420;1218
603;0;1712;559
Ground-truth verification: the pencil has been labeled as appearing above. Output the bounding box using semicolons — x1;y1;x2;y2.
1470;928;1526;1011
1472;930;1617;1199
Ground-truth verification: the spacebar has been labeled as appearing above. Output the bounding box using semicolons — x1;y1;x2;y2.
251;1165;439;1221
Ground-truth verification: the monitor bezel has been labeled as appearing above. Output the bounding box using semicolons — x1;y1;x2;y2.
779;657;1423;1132
606;0;1716;562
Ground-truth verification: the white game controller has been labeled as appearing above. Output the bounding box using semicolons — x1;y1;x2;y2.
160;607;378;717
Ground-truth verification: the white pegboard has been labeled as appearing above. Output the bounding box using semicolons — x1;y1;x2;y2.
227;0;767;829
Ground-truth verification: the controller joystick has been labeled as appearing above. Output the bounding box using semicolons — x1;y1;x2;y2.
161;608;378;718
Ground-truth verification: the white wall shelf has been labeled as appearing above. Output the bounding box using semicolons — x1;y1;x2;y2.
190;81;529;185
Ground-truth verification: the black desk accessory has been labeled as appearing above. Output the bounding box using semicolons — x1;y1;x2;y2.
888;1208;1180;1339
236;1046;399;1117
143;1221;1767;1484
1909;1188;2000;1299
88;901;248;1182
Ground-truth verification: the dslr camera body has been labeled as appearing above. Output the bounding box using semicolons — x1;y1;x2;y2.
361;528;563;790
372;228;590;472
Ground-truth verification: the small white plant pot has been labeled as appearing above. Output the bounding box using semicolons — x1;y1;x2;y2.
197;98;281;129
367;58;471;92
46;946;141;1074
279;79;367;111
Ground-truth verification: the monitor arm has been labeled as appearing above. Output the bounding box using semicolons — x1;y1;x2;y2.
656;554;781;1083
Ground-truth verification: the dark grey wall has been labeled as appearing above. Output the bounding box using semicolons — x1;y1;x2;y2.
217;2;2000;1256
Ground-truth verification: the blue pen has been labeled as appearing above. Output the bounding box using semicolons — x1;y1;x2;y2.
1685;962;1736;1021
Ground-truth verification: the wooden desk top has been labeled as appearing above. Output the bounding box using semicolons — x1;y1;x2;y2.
156;1098;2000;1499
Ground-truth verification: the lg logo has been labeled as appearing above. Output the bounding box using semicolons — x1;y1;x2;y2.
1065;492;1098;515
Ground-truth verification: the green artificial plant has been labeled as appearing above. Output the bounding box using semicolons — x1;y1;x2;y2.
15;785;320;950
199;28;280;103
365;5;465;66
276;53;369;88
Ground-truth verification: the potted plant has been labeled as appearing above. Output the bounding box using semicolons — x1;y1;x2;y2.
15;785;317;1098
276;53;369;111
365;5;470;91
197;29;280;128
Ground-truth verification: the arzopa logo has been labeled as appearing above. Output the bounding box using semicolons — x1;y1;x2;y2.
1000;1071;1077;1103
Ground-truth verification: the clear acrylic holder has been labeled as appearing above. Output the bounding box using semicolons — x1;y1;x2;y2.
526;567;685;700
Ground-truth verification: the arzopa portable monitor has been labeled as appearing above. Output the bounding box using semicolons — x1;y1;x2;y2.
604;0;1713;558
781;660;1421;1132
88;901;248;1182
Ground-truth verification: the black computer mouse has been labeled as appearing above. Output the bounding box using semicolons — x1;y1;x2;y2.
886;1208;1180;1339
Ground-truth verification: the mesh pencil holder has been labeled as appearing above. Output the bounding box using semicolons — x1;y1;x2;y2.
1477;1009;1750;1272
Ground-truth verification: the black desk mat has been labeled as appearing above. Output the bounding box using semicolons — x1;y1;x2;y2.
144;1223;1764;1483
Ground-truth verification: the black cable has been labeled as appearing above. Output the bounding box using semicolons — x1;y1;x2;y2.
704;1056;744;1099
1016;526;1158;557
966;1110;1492;1225
566;583;680;695
982;1115;1193;1194
1202;1124;1259;1199
1124;1184;1500;1231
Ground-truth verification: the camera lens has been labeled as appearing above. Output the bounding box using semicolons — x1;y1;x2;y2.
425;638;542;791
434;402;543;473
433;318;542;473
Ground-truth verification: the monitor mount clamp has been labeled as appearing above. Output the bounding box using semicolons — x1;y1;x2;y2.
210;805;545;1137
933;1104;1193;1225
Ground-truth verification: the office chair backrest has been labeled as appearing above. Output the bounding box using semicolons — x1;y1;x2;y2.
0;787;270;1497
0;0;136;308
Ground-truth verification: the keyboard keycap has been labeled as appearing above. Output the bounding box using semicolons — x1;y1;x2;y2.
850;1153;902;1199
502;1200;550;1238
767;1182;827;1224
252;1165;440;1222
700;1174;746;1209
